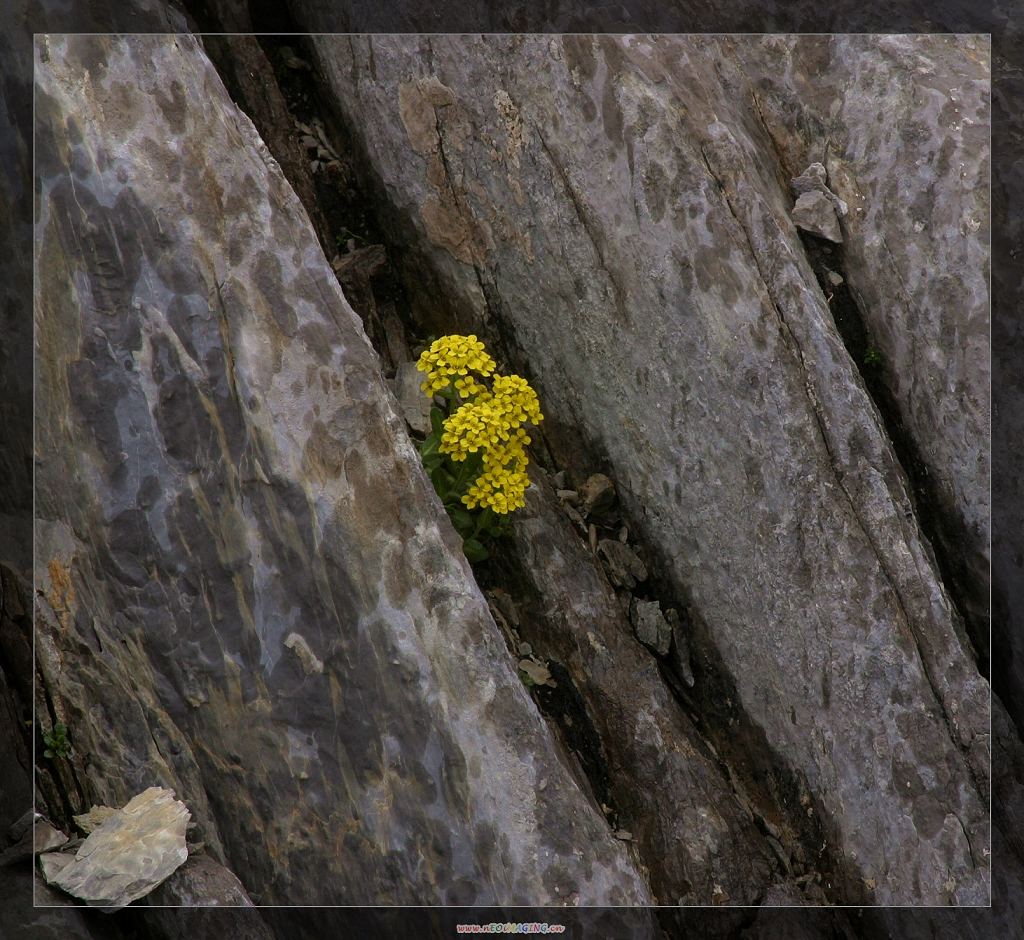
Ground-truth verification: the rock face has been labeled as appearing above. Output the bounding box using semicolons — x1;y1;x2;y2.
731;36;992;662
34;34;649;906
503;472;786;905
306;34;991;904
40;788;190;908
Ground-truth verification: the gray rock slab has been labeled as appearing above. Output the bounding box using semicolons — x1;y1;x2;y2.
393;359;433;435
733;35;991;657
34;33;649;906
508;473;787;904
629;598;671;657
791;190;843;242
597;540;648;590
307;33;990;903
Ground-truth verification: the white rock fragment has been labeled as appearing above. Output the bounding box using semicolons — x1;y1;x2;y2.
40;787;191;908
284;632;324;675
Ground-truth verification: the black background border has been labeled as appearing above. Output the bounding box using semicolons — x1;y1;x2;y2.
1;1;1018;936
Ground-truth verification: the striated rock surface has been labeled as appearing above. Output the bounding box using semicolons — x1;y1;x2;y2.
730;35;992;661
501;471;794;905
306;33;990;904
41;788;190;908
34;33;649;906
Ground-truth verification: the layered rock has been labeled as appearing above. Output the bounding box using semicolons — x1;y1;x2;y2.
500;471;805;905
306;33;991;903
728;34;991;664
34;33;649;906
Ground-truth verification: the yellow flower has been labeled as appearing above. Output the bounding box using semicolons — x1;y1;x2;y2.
419;334;543;516
416;334;496;396
439;397;509;461
459;427;533;514
482;428;531;473
462;464;531;514
489;374;543;426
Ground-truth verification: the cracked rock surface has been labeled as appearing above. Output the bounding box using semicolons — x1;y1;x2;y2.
306;33;991;904
33;33;649;907
19;23;999;914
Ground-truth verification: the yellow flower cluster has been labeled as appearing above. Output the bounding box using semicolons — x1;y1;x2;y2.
417;333;543;515
463;428;532;513
416;334;495;397
438;396;508;459
489;374;543;426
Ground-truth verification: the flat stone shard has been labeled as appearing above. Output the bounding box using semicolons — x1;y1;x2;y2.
42;787;190;908
34;821;69;854
0;818;67;867
665;609;695;688
629;598;671;657
73;805;118;835
791;162;848;216
597;540;648;590
791;190;843;243
393;359;433;435
579;473;616;519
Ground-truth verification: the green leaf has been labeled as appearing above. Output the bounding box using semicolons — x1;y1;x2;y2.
462;538;489;563
44;749;54;759
430;407;444;435
449;508;475;531
463;450;484;477
429;466;450;493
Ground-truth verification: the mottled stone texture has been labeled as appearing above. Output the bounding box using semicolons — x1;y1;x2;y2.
505;473;789;905
34;34;648;906
308;34;990;904
729;34;991;663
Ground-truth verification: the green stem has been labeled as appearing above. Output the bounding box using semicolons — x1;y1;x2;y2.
470;508;492;540
451;457;474;498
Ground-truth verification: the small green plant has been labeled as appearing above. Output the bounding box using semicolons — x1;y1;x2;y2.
863;347;883;368
415;335;544;563
42;722;71;760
